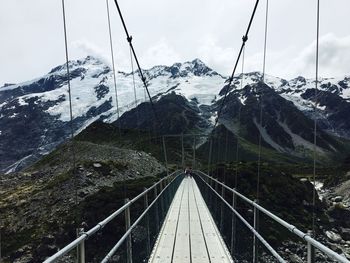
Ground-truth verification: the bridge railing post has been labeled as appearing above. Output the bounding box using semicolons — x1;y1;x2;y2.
253;199;259;263
214;180;219;216
207;139;213;176
220;183;225;231
230;190;237;256
307;230;315;263
76;228;85;263
162;136;169;176
144;188;151;257
181;133;185;169
192;135;196;169
159;180;165;219
125;199;133;263
154;186;160;231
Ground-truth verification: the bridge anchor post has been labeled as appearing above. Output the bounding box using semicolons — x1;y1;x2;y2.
125;199;133;263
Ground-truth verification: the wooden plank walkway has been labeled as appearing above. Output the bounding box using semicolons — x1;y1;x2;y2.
149;177;233;263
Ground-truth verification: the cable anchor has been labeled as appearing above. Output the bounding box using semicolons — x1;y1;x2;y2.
127;36;133;43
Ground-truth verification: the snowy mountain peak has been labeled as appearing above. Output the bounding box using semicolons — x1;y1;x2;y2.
142;59;221;80
49;56;108;75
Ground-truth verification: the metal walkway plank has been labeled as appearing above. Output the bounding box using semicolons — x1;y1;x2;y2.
192;179;233;263
188;179;210;263
150;181;185;263
149;177;233;263
172;178;191;262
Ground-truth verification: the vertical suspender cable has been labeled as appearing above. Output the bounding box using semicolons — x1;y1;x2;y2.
207;137;213;176
257;0;269;202
254;2;268;260
129;46;140;131
223;127;229;184
262;0;269;82
106;0;121;134
106;0;126;198
61;0;78;226
312;0;320;236
235;46;245;189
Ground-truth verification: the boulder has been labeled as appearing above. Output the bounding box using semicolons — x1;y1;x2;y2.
93;162;102;168
289;254;303;263
326;230;342;243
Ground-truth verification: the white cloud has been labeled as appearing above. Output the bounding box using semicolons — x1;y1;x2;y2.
240;34;350;79
197;36;235;75
71;40;111;66
1;0;350;85
141;38;181;68
291;33;350;78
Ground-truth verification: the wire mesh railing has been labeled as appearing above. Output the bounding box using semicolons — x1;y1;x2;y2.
194;170;350;263
43;171;184;263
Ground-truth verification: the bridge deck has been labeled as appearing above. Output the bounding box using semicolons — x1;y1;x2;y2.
149;177;233;263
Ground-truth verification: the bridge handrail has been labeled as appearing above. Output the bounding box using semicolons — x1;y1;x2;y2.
195;170;350;263
43;170;182;263
196;173;286;262
101;172;183;262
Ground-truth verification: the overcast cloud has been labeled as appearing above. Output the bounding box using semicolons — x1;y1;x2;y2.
0;0;349;85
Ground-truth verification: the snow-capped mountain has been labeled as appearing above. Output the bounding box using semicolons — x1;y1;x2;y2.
228;72;350;138
1;56;349;173
0;57;224;173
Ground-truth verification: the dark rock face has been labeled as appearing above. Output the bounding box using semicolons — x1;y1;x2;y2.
115;92;211;135
302;89;350;138
216;82;346;157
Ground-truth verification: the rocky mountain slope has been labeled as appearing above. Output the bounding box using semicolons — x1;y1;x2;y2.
1;56;349;172
0;139;165;262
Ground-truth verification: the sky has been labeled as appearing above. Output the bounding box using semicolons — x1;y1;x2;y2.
0;0;349;86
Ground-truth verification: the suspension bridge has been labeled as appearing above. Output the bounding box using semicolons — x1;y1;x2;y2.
4;0;349;262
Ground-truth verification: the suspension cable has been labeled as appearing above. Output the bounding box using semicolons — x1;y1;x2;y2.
312;0;320;236
213;0;260;130
235;46;246;189
61;0;78;226
207;0;259;179
257;0;269;203
112;0;159;123
106;0;121;134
